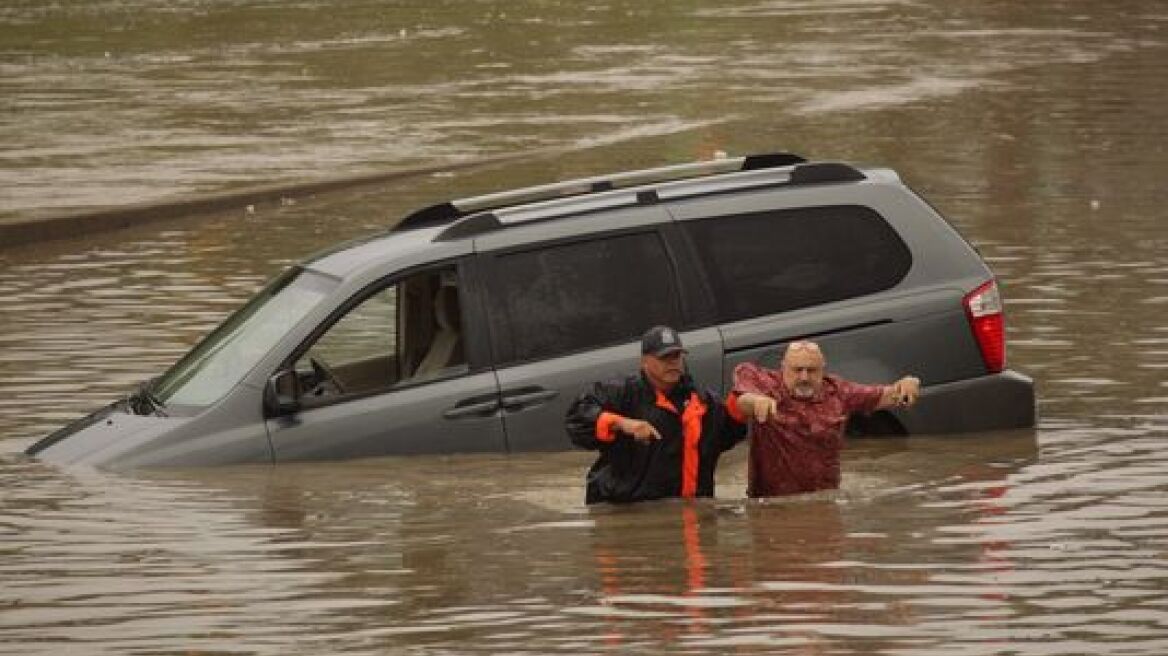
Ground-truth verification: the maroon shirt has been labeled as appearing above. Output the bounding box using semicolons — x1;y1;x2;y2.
733;362;884;497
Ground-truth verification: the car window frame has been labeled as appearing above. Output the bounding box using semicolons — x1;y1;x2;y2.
277;257;486;410
478;227;688;367
676;203;913;324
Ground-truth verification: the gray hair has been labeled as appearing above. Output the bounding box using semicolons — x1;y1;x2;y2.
782;340;824;363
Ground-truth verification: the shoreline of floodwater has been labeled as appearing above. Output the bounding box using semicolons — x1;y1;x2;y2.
0;154;528;249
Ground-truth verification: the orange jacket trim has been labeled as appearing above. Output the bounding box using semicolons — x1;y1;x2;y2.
654;390;678;414
655;389;708;497
680;393;707;497
595;411;623;442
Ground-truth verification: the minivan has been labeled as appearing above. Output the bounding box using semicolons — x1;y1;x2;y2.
27;152;1036;468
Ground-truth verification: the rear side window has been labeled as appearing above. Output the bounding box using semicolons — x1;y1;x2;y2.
685;205;911;322
490;232;682;363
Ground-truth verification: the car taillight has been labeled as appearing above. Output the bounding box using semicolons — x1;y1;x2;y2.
963;279;1006;373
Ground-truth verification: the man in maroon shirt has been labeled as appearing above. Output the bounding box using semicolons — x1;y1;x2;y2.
732;340;921;497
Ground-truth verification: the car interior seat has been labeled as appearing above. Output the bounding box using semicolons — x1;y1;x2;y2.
412;280;463;379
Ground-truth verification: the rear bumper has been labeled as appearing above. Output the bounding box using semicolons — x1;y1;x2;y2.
899;369;1036;434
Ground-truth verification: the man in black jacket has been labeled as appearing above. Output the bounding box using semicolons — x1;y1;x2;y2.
564;326;749;504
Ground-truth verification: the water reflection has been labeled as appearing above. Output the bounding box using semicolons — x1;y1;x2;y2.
5;418;1168;654
1;433;1053;655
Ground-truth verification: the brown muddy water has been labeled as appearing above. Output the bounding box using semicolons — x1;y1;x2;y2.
2;1;1167;654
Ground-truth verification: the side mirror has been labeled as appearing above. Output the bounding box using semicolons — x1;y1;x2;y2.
264;369;302;417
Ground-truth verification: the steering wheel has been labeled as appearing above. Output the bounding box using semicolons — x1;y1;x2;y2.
307;356;345;396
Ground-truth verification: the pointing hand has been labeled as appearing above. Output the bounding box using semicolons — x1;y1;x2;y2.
619;418;662;442
739;393;777;423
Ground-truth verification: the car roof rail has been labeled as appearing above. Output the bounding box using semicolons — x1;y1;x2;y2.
789;161;866;184
396;151;806;232
430;158;869;242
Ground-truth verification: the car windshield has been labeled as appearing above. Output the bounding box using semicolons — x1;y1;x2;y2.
152;267;336;408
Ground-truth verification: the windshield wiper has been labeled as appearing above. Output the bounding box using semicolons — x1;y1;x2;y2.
127;381;167;417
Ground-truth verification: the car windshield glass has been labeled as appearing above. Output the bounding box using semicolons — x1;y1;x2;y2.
153;267;336;407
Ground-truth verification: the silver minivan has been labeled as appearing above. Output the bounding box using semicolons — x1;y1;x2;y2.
27;153;1035;468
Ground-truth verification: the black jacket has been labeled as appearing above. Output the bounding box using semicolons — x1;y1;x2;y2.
565;372;747;504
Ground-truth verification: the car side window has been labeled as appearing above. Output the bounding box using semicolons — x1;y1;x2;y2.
684;205;911;322
294;265;467;404
490;232;682;364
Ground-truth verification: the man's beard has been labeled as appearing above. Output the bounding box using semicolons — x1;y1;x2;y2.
791;383;816;399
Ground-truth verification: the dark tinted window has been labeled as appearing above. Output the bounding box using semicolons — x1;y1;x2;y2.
686;205;911;322
492;232;681;363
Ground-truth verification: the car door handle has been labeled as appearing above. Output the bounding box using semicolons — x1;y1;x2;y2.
442;398;501;419
500;388;559;411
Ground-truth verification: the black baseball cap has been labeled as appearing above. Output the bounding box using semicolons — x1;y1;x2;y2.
641;325;687;357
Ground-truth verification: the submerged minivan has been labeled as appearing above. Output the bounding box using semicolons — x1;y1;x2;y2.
27;152;1035;468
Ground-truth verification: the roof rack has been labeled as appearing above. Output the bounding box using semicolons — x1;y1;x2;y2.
431;159;868;242
396;151;807;232
393;153;870;242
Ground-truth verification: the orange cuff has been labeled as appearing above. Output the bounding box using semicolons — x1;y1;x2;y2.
725;392;746;424
596;411;624;442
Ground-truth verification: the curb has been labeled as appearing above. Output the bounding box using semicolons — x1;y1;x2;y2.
0;155;523;250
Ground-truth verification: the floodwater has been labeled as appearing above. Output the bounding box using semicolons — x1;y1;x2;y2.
1;1;1166;654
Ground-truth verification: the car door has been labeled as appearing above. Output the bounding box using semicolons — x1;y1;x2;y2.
265;260;507;461
478;227;720;452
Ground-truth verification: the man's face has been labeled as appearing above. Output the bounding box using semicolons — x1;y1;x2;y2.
642;351;685;390
782;344;825;400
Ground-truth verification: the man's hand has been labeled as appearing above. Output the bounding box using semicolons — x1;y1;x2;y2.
618;418;662;442
738;392;777;423
889;376;921;407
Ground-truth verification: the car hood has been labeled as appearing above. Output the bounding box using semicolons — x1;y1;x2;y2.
26;402;190;467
